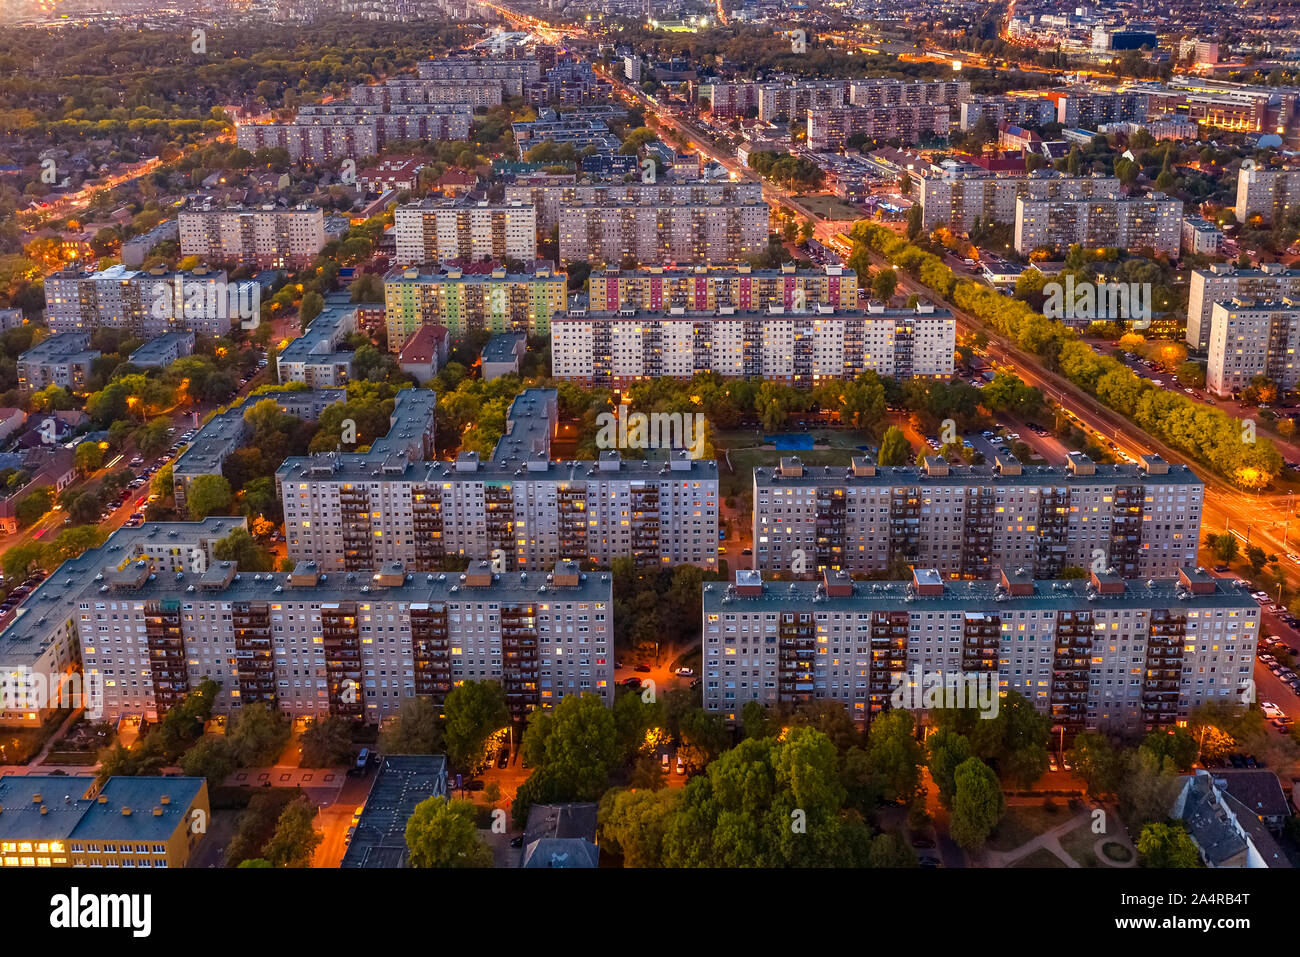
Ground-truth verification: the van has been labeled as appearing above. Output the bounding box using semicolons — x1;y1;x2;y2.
356;747;370;769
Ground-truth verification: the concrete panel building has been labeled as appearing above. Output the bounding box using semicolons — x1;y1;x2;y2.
1014;192;1182;257
587;264;859;313
1185;263;1300;352
1206;298;1300;397
17;335;99;392
1235;161;1300;225
179;204;326;269
751;452;1203;580
393;199;537;266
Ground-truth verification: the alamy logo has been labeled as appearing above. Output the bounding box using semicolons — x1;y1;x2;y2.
151;277;261;329
594;403;707;459
1043;277;1151;329
2;668;104;719
50;888;151;938
890;665;1000;718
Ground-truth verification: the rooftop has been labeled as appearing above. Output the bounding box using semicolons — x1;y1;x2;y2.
340;755;448;869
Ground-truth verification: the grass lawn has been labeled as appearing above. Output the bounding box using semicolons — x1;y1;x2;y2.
713;428;876;504
986;804;1070;853
793;194;866;221
1058;819;1106;867
1011;847;1068;868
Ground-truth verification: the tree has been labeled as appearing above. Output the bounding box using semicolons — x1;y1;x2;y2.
299;716;354;767
186;474;234;520
1117;746;1182;831
867;832;918;868
213;526;272;572
927;727;972;808
949;757;1004;851
442;680;509;770
405;797;493;868
379;696;443;754
862;708;923;803
74;441;103;475
178;737;235;785
1141;728;1198;773
1066;731;1120;797
226;702;290;767
598;787;679;867
905;203;923;240
678;707;730;771
1136;822;1200;868
298;291;325;329
872;268;898;301
2;541;45;581
877;426;910;466
261;796;322;868
14;486;53;527
1206;532;1239;565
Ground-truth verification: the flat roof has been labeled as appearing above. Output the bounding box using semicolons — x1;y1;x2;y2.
341;755;447;869
753;460;1201;489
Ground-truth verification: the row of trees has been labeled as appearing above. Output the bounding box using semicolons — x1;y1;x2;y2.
851;221;1284;489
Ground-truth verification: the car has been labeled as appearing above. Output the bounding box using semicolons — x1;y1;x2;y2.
622;677;642;689
909;833;936;849
917;856;942;868
465;779;485;792
352;805;364;823
1213;564;1229;572
675;667;695;677
1262;701;1283;719
344;826;355;845
497;748;510;769
718;545;727;554
614;661;624;669
634;664;651;673
355;747;370;769
741;547;753;556
661;753;670;772
1229;753;1246;768
675;755;685;775
1048;755;1059;771
1244;755;1258;768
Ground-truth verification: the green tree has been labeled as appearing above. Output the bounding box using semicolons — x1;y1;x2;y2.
872;268;898;301
226;702;290;767
949;757;1004;851
299;716;354;767
178;737;235;785
877;426;910;466
406;797;493;868
212;526;272;572
442;680;509;770
927;727;973;808
74;441;104;475
379;695;443;755
598;787;679;867
1066;731;1120;797
868;832;918;867
186;474;234;520
1136;822;1201;868
862;708;923;804
261;796;322;868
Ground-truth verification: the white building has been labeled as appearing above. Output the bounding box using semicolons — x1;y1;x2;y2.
179;204;326;268
393;199;537;265
1206;298;1300;396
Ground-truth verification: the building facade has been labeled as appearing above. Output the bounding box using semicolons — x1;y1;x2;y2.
1206;298;1300;397
178;204;326;269
557;200;769;266
701;565;1256;734
1185;263;1300;352
1014;193;1182;256
550;303;955;386
1235;161;1300;225
806;105;951;150
587;264;859;313
752;453;1203;579
393;200;537;265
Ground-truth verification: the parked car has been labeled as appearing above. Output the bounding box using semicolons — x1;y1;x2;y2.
675;667;695;677
634;664;651;673
661;753;670;773
676;755;685;775
496;748;510;769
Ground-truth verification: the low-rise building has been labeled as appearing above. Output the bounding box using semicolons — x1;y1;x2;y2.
275;295;358;387
341;755;448;868
396;322;448;384
17;334;99;392
481;332;526;380
128;331;196;369
1182;216;1223;256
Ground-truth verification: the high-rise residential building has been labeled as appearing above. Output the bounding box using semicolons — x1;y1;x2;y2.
751;453;1203;579
415;55;542;97
1235;161;1300;225
178;204;326;268
557;197;768;266
503;180;763;232
700;81;760;118
848;78;969;109
806;105;951;150
550;302;955;386
701;565;1257;734
1014;192;1182;256
1185;263;1300;352
917;172;1121;234
383;264;567;350
0;518;247;728
959;95;1057;131
756;81;848;122
1182;216;1224;256
17;334;99;391
1050;89;1148;128
1206;298;1300;397
236;115;381;164
349;78;503;107
587;264;859;313
277;388;720;573
393;199;537;265
43;264;254;338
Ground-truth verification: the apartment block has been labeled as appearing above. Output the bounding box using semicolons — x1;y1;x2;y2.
1206;298;1300;397
557;198;768;266
1182;216;1224;256
757;81;848;122
751;452;1203;579
550;303;955;386
0;518;246;728
236;105;472;163
959;95;1057;131
503;180;763;233
1185;263;1300;352
44;264;251;338
587;264;859;313
701;81;760;118
276;294;358;387
415;56;542;97
1014;192;1182;256
393;199;537;265
806;105;951;150
178;204;326;269
17;334;99;392
383;264;567;350
349;78;503;107
848;78;969;109
1050;89;1148;128
128;331;196;369
918;172;1121;234
0;776;209;869
701;565;1256;734
277;388;719;573
1235;161;1300;225
173;392;343;512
